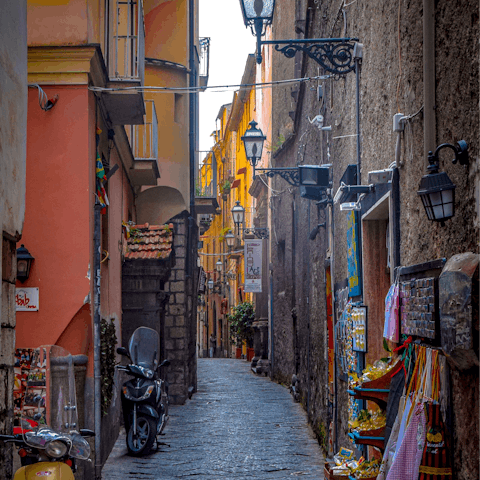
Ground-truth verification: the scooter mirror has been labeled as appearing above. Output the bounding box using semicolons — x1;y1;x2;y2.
116;347;130;357
160;359;170;368
79;429;95;438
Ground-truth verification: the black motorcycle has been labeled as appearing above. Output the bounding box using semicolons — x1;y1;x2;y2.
117;327;170;456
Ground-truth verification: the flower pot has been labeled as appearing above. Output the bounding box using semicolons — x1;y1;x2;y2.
247;347;255;361
235;347;242;359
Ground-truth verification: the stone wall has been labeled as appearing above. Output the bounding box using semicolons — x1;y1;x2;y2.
163;212;198;405
0;1;27;477
269;0;479;471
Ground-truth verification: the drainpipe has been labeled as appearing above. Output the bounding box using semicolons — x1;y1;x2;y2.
93;204;102;479
423;0;436;165
188;0;197;277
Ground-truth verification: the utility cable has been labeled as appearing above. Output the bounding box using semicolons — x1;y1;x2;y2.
89;74;333;95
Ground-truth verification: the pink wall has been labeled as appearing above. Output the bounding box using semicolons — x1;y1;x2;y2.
16;85;92;353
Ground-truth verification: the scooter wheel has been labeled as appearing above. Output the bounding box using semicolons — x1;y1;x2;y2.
126;415;156;456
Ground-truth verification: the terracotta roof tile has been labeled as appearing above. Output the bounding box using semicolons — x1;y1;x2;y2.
124;223;174;260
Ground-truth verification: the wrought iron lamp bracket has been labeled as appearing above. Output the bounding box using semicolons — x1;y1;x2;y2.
259;38;359;75
255;167;299;186
243;227;270;240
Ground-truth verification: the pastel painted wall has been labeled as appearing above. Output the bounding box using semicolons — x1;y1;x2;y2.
16;85;92;352
144;0;188;65
27;0;102;47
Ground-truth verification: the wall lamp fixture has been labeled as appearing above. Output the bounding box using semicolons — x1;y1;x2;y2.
239;0;360;74
417;140;468;225
230;202;269;239
17;244;34;283
242;120;332;190
333;183;375;205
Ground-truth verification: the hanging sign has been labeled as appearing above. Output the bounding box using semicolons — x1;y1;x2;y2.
244;239;262;293
347;211;361;297
198;267;207;294
15;288;39;311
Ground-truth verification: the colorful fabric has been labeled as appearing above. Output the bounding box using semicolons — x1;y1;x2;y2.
419;402;453;479
384;282;400;341
386;403;426;480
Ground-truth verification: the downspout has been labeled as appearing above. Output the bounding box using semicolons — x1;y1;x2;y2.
188;0;197;277
93;203;102;479
423;0;436;165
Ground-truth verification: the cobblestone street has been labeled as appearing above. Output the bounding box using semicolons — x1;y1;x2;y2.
102;358;325;479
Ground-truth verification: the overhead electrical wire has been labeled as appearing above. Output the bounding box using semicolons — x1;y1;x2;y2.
89;74;333;95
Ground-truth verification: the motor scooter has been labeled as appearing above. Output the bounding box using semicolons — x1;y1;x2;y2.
0;345;94;479
117;326;170;456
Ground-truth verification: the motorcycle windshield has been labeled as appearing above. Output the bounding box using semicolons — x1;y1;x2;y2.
128;327;160;371
20;345;89;460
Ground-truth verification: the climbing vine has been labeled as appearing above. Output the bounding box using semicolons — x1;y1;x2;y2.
100;317;118;416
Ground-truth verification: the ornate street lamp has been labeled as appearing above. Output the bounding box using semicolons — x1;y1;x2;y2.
417;140;468;226
231;201;246;232
225;231;235;248
216;259;223;273
242;120;332;191
207;279;214;291
241;120;266;176
239;0;359;73
16;244;34;283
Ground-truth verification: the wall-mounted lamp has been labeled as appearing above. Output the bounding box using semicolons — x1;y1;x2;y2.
417;140;468;225
225;231;235;248
17;245;34;283
207;279;214;291
216;259;223;273
239;0;359;73
231;201;246;234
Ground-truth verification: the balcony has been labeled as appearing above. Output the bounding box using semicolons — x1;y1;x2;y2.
128;100;160;186
195;152;219;215
198;37;210;92
102;0;145;125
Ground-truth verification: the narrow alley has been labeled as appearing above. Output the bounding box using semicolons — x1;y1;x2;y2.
102;359;325;479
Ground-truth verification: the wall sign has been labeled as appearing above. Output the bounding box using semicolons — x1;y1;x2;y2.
15;288;39;311
347;211;361;297
244;239;262;293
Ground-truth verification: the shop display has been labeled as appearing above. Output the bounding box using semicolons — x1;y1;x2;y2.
400;277;436;339
349;409;386;434
14;348;46;425
352;306;367;352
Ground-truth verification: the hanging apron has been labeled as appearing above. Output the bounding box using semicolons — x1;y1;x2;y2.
386;402;426;480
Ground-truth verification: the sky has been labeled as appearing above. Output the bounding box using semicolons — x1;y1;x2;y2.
198;0;256;155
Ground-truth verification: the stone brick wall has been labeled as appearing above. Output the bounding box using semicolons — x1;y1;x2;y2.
0;238;16;479
163;212;198;405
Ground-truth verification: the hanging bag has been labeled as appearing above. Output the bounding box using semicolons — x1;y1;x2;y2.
384;272;400;342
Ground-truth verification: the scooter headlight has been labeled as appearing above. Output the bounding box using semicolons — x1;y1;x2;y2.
123;384;155;401
45;440;68;458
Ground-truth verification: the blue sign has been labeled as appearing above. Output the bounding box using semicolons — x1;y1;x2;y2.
347;211;361;297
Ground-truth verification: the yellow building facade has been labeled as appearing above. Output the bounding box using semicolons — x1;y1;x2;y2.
198;55;257;359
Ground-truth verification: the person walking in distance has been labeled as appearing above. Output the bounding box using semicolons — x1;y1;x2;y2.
209;333;216;358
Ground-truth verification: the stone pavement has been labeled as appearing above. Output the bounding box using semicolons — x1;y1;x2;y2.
102;358;325;479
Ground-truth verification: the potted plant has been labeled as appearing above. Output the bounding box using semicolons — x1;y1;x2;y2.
220;179;231;196
227;301;255;359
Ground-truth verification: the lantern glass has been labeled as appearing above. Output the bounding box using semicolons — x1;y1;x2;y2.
231;201;245;226
241;121;266;166
239;0;275;24
207;279;214;290
225;231;235;247
417;170;456;223
216;260;223;272
17;259;28;275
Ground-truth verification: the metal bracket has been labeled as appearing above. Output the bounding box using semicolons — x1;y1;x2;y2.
243;227;269;240
260;38;359;75
255;167;299;186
